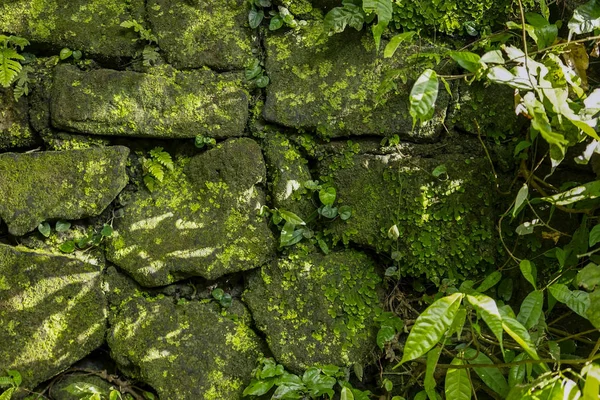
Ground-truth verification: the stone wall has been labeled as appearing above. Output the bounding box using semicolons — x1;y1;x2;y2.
0;1;519;399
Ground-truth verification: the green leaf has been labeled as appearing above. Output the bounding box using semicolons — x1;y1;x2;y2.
0;47;24;87
519;259;537;289
59;240;76;254
269;15;284;30
38;222;51;238
463;348;509;397
399;293;463;364
320;205;338;219
279;210;305;226
219;293;232;308
569;0;600;35
541;180;600;206
508;353;527;387
449;51;482;73
497;278;513;301
476;271;502;292
59;48;73;60
432;164;447;178
302;368;336;398
0;388;15;400
243;379;275;396
339;205;352;220
109;391;119;400
425;346;441;400
590;225;600;247
513;184;529;218
388;225;400;240
256;75;269;88
101;224;114;237
466;294;504;352
516;290;544;330
587;289;600;329
248;9;264;29
576;263;600;291
340;387;355;400
6;372;20;388
384;31;416;58
323;4;365;34
445;358;471;400
447;308;467;340
362;0;392;22
548;284;590;318
583;363;600;399
55;220;71;232
499;307;541;362
319;187;336;206
377;325;396;350
514;140;532;156
211;288;224;301
480;50;504;64
409;69;439;128
280;221;304;247
63;382;105;396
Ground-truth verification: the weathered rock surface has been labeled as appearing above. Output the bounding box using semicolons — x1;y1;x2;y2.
262;131;314;219
448;81;524;137
0;244;106;390
0;0;145;58
0;88;37;151
148;0;256;70
318;145;497;279
108;295;263;400
51;65;248;139
0;146;129;236
244;248;383;372
106;138;276;287
263;23;449;140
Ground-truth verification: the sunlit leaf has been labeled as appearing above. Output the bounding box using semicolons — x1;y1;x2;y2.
409;69;439;128
466;294;504;352
384;31;416;58
517;290;543;330
549;284;590;318
445;358;471;400
519;259;537;289
425;346;441;400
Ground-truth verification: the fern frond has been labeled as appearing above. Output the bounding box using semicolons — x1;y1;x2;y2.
13;65;32;101
147;160;165;182
143;175;156;192
8;35;30;51
142;46;159;67
150;147;174;171
0;47;24;87
0;376;12;387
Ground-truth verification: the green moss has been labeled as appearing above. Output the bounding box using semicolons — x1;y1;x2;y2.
0;146;129;236
244;248;383;372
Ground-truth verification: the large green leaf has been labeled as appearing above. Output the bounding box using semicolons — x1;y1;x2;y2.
449;51;482;73
445;358;471;400
362;0;392;22
541;180;600;206
279;210;305;226
576;263;600;291
463;348;509;397
583;363;600;399
425;346;441;400
475;271;502;292
499;307;541;363
384;31;416;58
586;288;600;329
466;294;503;352
519;260;537;290
548;284;590;318
569;0;600;34
517;290;544;330
508;353;528;388
399;293;463;364
409;69;439;128
323;4;365;33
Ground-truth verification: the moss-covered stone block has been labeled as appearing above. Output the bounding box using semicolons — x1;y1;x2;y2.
108;294;263;400
0;87;37;151
263;22;449;140
0;146;129;236
50;65;248;139
243;248;383;372
263;130;314;218
448;81;525;138
0;244;106;390
148;0;256;70
318;147;497;280
106;138;275;287
0;0;144;58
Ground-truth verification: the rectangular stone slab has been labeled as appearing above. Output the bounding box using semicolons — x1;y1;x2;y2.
51;65;249;138
0;244;106;390
0;0;145;58
263;22;449;140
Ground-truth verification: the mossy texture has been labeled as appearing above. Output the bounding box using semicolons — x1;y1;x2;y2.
262;130;314;218
319;149;496;279
0;88;37;151
148;0;256;70
0;146;129;236
448;81;525;137
108;295;263;400
0;0;144;57
51;65;248;139
106;138;275;287
244;248;383;372
263;22;448;140
0;244;106;390
50;375;114;400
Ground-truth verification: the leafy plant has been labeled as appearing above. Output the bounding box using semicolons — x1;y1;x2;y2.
211;288;233;309
143;147;174;192
194;135;216;149
120;20;160;67
59;48;83;61
59;224;113;254
247;0;299;31
243;358;371;399
246;59;270;88
0;35;31;101
0;370;21;400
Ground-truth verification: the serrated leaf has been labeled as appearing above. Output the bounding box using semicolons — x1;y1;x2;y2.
409;69;439;128
476;271;502;292
519;259;537;289
0;388;15;400
445;358;471;400
399;293;463;364
517;290;543;330
466;294;504;352
463;348;508;397
0;47;24;87
384;31;416;58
